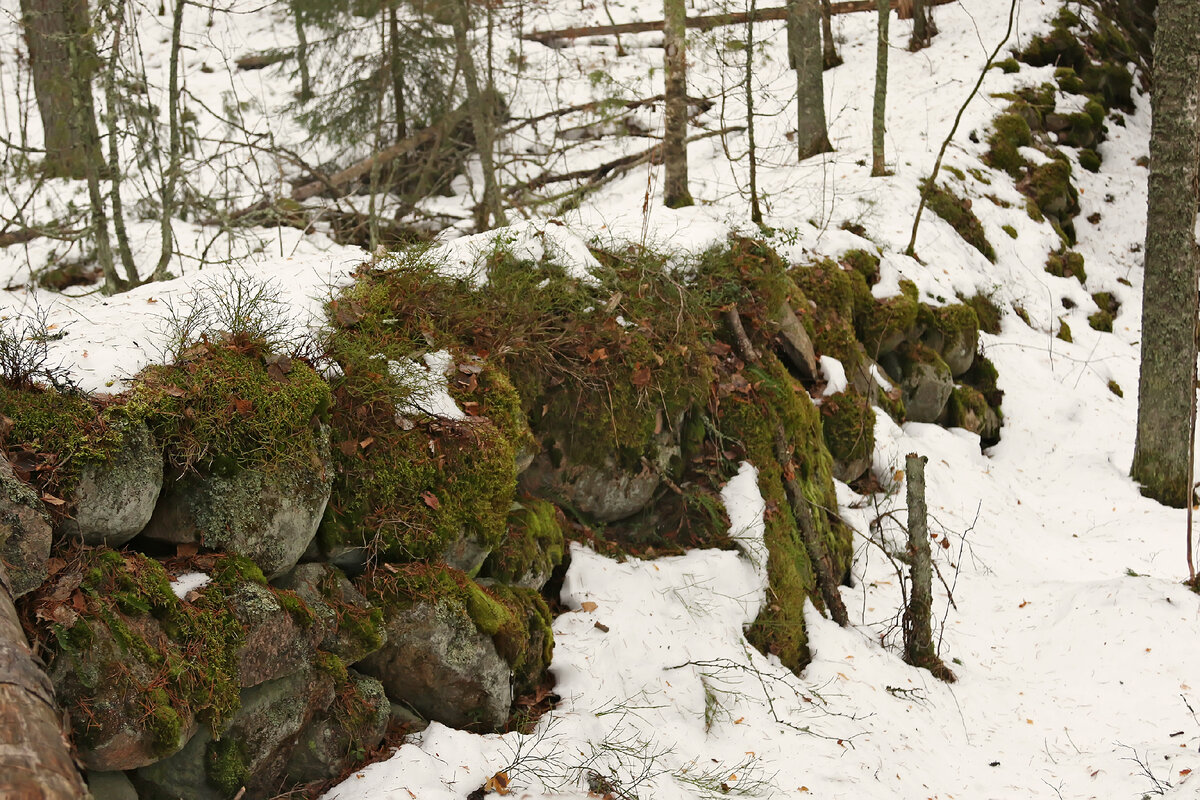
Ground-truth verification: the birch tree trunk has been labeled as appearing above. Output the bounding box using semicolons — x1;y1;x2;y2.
870;0;889;175
787;0;832;161
1131;0;1200;508
663;0;694;208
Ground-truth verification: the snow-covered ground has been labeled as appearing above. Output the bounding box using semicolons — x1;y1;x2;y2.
3;0;1199;797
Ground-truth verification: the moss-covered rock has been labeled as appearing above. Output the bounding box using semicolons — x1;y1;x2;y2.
1025;159;1080;244
62;419;163;547
1045;250;1087;283
355;564;537;731
272;563;386;665
0;455;52;596
922;182;997;262
919;303;980;377
944;385;1001;443
892;343;954;424
480;498;565;590
284;669;389;784
1089;291;1121;332
855;280;919;359
820;390;875;483
841;248;881;285
985;113;1032;177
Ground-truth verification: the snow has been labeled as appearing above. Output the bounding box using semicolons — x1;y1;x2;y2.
169;572;211;599
387;350;470;421
2;0;1199;798
819;355;848;397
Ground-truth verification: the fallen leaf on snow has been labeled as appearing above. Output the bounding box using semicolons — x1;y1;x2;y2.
580;601;598;612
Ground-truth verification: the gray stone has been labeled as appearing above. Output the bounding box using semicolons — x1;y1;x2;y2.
285;671;389;784
86;770;138;800
63;420;162;547
228;581;322;687
442;528;492;575
0;456;51;597
358;598;511;731
273;563;386;664
901;360;955;424
141;429;332;578
134;667;335;800
773;302;818;383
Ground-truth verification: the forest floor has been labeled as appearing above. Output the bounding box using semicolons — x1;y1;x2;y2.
2;0;1198;798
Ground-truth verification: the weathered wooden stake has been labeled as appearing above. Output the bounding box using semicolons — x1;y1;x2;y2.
903;453;955;681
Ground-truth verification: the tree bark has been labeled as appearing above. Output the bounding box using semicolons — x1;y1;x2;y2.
745;0;763;224
19;0;98;178
871;0;889;175
909;0;930;50
153;0;186;283
662;0;693;208
1131;0;1200;509
902;454;954;680
0;565;87;798
820;0;842;68
788;0;832;161
450;0;508;230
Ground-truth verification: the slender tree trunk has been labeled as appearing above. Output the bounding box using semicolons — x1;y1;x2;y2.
1131;0;1200;509
663;0;693;208
902;454;954;681
451;0;507;229
20;0;96;177
153;0;185;282
294;5;312;102
104;0;139;285
871;0;889;175
820;0;841;69
909;0;931;50
387;2;406;140
0;564;88;798
745;0;762;224
787;0;832;161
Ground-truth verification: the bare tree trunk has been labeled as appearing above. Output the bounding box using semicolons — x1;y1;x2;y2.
0;564;88;797
294;4;312;102
745;0;762;224
787;0;832;161
152;0;185;282
902;454;955;681
1131;0;1200;509
20;0;96;177
820;0;842;68
663;0;693;208
451;0;508;229
871;0;889;175
909;0;931;50
104;0;139;285
387;2;406;140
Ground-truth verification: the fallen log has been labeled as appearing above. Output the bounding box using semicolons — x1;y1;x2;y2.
234;50;292;71
0;563;86;798
524;0;956;44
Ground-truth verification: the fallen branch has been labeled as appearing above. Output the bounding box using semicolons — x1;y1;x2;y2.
524;0;956;44
234;50;292;71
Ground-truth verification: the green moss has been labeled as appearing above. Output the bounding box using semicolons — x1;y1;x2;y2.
820;390;875;472
134;347;330;477
995;57;1020;74
1062;111;1101;149
1018;11;1088;71
985;113;1032;178
1057;319;1073;343
855;282;919;358
484;583;555;696
1026;160;1079;245
1001;224;1018;239
1045;250;1087;283
207;736;249;795
1078;148;1101;173
960;354;1003;411
841;249;880;285
481;498;565;586
921;182;996;262
1089;291;1120;332
1081;61;1134;112
960;294;1002;335
945;385;994;440
1107;380;1123;397
1055;67;1084;94
791;259;873;371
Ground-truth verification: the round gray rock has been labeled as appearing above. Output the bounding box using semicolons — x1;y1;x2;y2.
63;420;162;547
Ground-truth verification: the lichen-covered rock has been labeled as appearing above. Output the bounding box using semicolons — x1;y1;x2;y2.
919;304;979;377
284;669;389;784
134;667;335;800
480;498;565;590
894;344;955;424
141;428;332;578
63;419;162;547
357;592;511;731
520;449;665;523
228;581;321;687
0;456;50;596
773;301;818;383
855;280;919;358
272;563;386;664
944;385;1001;443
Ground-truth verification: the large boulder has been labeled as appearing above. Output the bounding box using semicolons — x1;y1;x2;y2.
890;344;955;424
272;563;386;665
140;429;332;578
228;581;323;687
0;457;50;596
358;595;511;731
62;419;163;547
134;667;335;800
